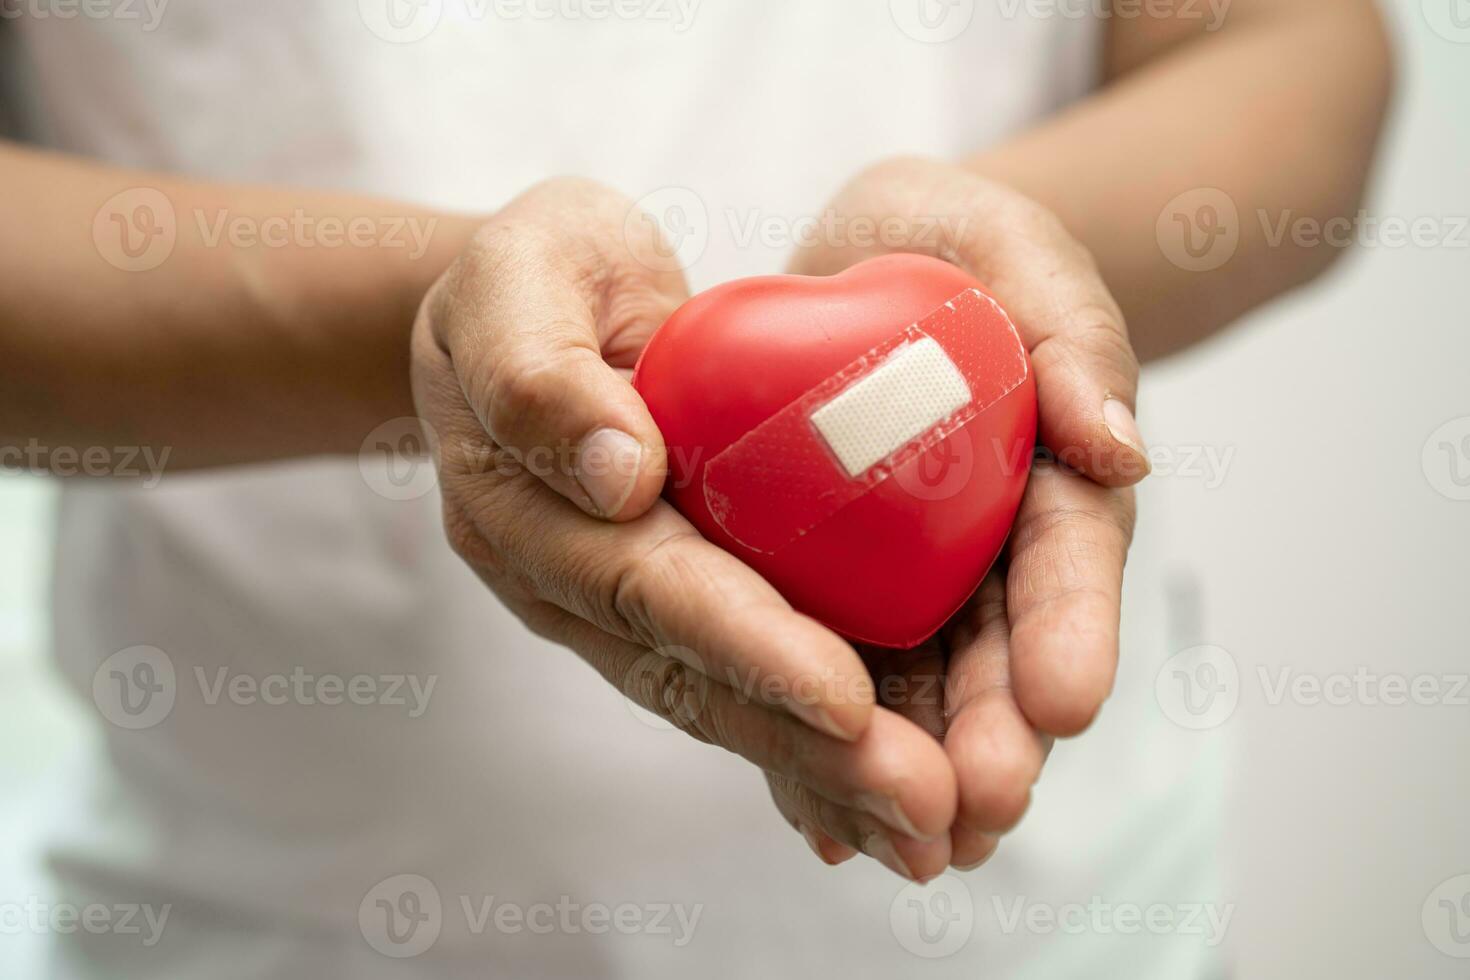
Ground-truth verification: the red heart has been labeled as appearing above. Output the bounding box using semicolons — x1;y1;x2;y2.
633;254;1036;649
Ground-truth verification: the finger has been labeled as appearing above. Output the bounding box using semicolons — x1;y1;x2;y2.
417;259;878;744
767;779;858;866
768;774;952;883
438;439;877;740
429;178;689;521
549;611;954;837
950;183;1150;488
798;159;1151;489
943;572;1049;834
1005;459;1136;736
949;823;1000;872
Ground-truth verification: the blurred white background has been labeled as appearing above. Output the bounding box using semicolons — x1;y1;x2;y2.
0;1;1465;976
1145;2;1470;975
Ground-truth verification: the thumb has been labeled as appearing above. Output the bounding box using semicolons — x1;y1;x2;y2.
953;186;1151;488
1026;316;1150;489
431;179;689;520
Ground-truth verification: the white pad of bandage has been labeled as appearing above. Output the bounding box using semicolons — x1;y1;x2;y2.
810;337;973;478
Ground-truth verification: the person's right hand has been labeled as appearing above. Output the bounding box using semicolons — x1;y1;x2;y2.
409;178;959;880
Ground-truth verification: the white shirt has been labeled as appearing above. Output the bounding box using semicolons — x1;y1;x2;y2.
5;2;1224;976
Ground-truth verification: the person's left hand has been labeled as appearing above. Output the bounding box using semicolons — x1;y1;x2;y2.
769;157;1145;872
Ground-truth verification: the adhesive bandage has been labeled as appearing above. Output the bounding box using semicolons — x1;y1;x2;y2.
702;288;1027;553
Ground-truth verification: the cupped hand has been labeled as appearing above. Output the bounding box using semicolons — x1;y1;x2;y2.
410;177;958;877
773;157;1145;872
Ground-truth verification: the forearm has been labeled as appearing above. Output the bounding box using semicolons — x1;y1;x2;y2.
0;142;480;470
968;0;1393;362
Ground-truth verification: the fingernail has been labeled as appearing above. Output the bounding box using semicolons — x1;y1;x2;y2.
858;793;934;842
793;702;857;742
862;832;916;881
577;428;642;518
1103;398;1151;464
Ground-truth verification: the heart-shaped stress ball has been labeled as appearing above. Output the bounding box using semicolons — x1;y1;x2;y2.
632;254;1037;649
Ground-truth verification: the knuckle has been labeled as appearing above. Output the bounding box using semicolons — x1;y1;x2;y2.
511;180;626;277
624;652;714;744
441;497;499;572
769;773;817;818
483;350;570;445
615;288;676;333
1032;314;1139;390
1078;318;1141;383
608;534;698;646
440;494;538;604
785;782;849;844
1012;500;1127;564
441;473;557;598
608;555;657;645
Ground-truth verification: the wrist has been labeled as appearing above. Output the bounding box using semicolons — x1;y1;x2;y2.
238;207;484;453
